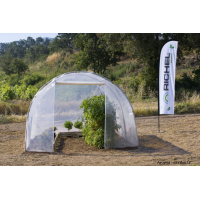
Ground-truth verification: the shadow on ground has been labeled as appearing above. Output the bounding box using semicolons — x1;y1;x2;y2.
52;135;190;157
132;135;190;156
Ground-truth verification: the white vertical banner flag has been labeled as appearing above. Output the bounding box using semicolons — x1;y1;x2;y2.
159;41;178;115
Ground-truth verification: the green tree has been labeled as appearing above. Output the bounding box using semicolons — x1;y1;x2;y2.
0;36;51;65
35;37;44;45
177;33;200;61
6;41;26;58
0;53;14;75
25;43;49;63
43;38;51;46
11;58;28;80
74;33;124;74
99;33;126;59
25;47;36;63
49;33;77;53
0;43;8;56
122;33;183;92
26;36;36;48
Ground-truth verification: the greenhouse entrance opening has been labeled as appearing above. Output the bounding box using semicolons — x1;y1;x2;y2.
25;71;138;153
54;81;105;141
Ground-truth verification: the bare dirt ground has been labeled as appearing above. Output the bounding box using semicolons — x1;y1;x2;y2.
0;114;200;166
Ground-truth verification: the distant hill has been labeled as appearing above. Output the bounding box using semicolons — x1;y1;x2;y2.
1;37;54;44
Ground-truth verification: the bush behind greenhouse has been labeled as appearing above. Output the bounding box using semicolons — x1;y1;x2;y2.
0;81;38;101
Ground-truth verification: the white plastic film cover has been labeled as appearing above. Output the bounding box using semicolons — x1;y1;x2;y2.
25;72;138;152
105;81;138;148
25;79;55;152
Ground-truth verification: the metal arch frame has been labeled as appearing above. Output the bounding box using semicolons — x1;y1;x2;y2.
28;71;134;113
32;71;133;109
25;71;135;150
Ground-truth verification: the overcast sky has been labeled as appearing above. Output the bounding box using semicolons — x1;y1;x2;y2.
0;33;58;43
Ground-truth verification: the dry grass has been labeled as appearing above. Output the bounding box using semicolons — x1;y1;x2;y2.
134;106;158;116
132;92;200;116
132;102;158;116
29;62;43;73
0;91;200;123
0;100;29;123
46;52;61;65
175;92;200;114
0;114;27;123
0;100;30;115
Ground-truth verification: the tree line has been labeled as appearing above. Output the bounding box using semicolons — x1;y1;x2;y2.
1;33;200;94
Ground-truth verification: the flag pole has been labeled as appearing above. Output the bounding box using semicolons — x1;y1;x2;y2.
158;39;178;133
158;40;173;132
158;52;160;133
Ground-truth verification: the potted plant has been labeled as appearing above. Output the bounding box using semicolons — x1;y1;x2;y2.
63;121;73;132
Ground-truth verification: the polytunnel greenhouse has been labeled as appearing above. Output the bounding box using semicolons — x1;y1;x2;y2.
25;71;138;152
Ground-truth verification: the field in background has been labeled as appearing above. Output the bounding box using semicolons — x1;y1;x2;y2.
1;91;200;124
133;92;200;116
